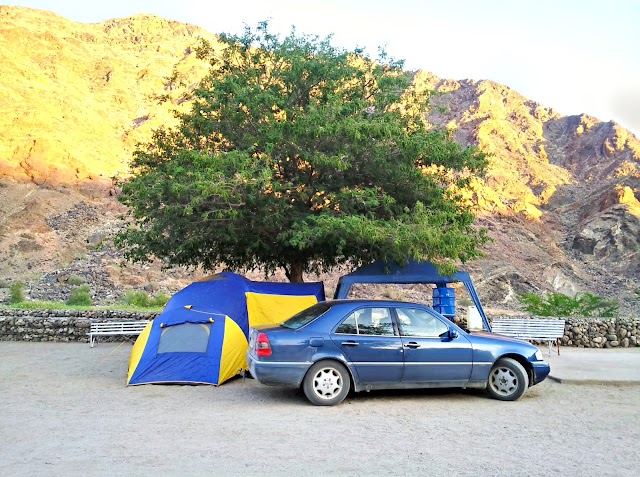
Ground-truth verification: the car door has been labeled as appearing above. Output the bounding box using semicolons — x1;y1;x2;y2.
393;306;473;384
330;306;403;384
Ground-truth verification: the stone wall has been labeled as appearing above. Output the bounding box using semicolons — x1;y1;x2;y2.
557;317;639;348
486;315;640;348
0;309;638;347
0;309;158;342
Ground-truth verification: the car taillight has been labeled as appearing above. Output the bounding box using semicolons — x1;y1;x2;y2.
255;332;272;357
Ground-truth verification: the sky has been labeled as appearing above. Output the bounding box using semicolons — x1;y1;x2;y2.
5;0;640;137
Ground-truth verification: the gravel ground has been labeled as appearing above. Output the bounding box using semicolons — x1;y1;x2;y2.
1;342;638;477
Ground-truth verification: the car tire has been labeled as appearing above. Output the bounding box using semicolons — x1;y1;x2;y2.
303;360;351;406
486;358;529;401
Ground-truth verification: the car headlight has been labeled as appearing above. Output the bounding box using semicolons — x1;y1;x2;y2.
534;350;543;361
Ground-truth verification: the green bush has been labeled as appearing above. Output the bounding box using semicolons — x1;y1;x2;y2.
122;290;169;308
123;290;150;308
149;292;169;308
67;275;85;286
9;281;25;305
519;292;618;317
67;285;93;306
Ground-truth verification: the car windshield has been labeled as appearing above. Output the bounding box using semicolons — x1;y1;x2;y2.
281;302;332;330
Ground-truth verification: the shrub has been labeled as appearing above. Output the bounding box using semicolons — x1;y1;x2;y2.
122;290;168;308
67;285;93;306
519;292;618;317
123;290;151;308
67;275;85;286
149;292;169;308
9;281;25;305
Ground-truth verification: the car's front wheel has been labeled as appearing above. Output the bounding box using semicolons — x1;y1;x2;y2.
486;358;529;401
303;360;350;406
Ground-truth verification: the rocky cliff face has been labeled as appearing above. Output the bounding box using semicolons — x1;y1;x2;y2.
0;5;216;185
421;73;640;309
0;6;638;312
0;6;218;298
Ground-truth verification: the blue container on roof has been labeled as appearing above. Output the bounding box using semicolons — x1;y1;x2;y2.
433;286;456;318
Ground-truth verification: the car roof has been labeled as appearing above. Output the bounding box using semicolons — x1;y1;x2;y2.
324;299;428;307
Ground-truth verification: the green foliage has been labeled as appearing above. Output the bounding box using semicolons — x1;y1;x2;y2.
10;301;73;310
0;301;163;312
519;292;619;317
9;281;25;305
67;275;85;286
116;22;488;282
67;285;93;307
122;290;149;308
151;293;170;307
122;290;169;308
634;290;640;300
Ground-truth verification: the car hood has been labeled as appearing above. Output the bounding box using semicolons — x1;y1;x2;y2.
470;330;536;347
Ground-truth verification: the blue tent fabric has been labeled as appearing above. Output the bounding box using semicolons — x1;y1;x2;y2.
163;272;325;336
129;310;226;384
334;261;490;331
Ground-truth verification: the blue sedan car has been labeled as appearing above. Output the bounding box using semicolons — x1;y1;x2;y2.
247;300;550;406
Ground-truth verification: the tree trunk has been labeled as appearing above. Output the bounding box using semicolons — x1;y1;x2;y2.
286;261;305;283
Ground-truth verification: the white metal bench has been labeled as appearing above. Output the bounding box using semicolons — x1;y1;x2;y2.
490;318;566;355
88;321;150;347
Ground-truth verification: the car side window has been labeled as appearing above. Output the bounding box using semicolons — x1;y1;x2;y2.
335;314;358;334
396;307;449;338
366;308;394;336
335;307;394;336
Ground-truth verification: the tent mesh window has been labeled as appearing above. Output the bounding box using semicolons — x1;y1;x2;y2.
157;323;211;354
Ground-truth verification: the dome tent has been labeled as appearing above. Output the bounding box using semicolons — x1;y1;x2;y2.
127;272;325;386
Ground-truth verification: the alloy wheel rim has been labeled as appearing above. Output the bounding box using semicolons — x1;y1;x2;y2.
489;367;518;396
313;368;342;399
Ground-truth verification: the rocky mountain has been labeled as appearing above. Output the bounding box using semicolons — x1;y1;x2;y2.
420;73;640;309
0;6;638;313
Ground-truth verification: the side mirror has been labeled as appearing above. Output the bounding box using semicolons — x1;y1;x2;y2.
439;329;458;341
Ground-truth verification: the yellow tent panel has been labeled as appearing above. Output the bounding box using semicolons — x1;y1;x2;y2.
127;321;153;384
246;292;318;327
219;316;250;384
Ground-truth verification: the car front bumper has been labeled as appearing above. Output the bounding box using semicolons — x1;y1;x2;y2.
247;352;311;388
531;360;551;385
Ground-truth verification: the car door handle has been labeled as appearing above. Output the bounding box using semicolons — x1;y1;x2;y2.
341;341;359;347
404;342;420;349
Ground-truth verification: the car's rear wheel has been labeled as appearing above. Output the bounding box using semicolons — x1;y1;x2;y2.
303;360;350;406
486;358;529;401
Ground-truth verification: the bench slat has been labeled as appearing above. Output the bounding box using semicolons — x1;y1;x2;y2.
91;325;148;331
88;321;150;347
490;318;565;355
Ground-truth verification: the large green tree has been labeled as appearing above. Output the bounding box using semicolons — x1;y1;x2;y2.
116;23;488;282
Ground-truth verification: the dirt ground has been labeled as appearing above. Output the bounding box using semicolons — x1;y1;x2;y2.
0;342;638;477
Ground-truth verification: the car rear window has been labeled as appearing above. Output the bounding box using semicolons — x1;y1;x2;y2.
281;302;332;330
